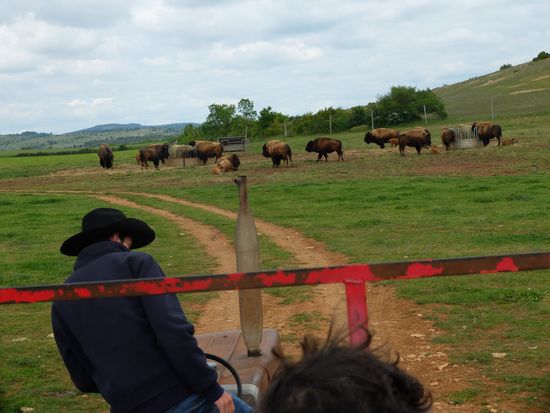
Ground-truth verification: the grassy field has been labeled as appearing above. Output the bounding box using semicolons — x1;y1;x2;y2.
1;60;550;412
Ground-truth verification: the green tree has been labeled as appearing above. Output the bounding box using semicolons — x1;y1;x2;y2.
201;103;236;138
257;106;287;136
236;98;257;138
348;106;367;128
178;124;203;144
375;86;446;125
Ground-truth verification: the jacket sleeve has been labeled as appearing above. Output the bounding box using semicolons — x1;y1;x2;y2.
51;305;99;393
130;253;224;403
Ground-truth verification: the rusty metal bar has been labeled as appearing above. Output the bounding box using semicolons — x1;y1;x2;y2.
1;252;549;305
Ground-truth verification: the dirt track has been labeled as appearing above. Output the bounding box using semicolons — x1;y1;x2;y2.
96;191;486;413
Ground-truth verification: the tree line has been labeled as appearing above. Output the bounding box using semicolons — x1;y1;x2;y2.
178;86;447;143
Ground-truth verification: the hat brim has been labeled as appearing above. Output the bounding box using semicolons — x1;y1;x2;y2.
60;218;155;256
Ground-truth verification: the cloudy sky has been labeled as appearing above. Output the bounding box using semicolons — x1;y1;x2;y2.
1;0;548;134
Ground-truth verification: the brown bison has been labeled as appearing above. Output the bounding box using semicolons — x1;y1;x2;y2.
364;128;399;149
305;137;344;162
389;138;399;148
97;144;114;169
471;121;502;146
262;140;293;168
212;154;241;174
189;140;224;165
137;144;170;170
501;137;518;146
440;127;456;151
398;128;432;156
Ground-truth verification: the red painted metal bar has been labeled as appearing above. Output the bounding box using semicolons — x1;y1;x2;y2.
345;281;368;346
1;252;549;306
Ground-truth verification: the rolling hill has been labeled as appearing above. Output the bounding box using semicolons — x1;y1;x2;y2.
0;122;197;151
434;57;550;121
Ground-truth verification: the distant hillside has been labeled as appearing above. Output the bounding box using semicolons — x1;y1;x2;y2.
72;122;189;134
434;58;550;121
0;122;198;150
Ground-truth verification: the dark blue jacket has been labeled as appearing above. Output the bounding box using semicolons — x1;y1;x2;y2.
51;241;224;413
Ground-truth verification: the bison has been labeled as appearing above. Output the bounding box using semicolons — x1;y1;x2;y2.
189;140;224;165
305;137;344;162
137;144;170;170
364;128;399;149
212;154;241;174
471;121;502;146
169;144;197;159
398;128;432;156
389;138;399;148
262;140;293;168
440;127;456;151
501;137;518;146
97;144;114;169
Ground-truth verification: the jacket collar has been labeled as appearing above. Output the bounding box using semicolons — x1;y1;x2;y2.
74;240;130;270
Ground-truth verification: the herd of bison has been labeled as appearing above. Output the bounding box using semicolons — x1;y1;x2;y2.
97;121;516;174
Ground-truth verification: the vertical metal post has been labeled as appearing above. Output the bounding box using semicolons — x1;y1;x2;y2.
344;281;368;346
284;121;287;138
234;176;263;356
423;104;428;126
491;96;495;120
370;108;374;130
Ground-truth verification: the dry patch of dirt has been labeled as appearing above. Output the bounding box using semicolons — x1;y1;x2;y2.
475;77;507;87
532;74;550;81
509;88;546;95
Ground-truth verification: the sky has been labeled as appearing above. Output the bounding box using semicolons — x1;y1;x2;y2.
1;0;549;134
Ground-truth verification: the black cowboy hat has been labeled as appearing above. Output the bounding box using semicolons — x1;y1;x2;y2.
60;208;155;256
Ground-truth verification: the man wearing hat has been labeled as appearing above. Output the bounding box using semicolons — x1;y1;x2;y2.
51;208;251;413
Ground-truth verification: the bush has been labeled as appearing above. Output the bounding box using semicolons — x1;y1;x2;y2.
500;63;512;70
373;86;447;125
532;51;550;62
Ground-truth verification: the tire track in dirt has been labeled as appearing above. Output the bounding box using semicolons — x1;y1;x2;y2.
109;192;487;413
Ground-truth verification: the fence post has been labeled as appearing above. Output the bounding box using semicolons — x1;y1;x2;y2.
234;176;263;356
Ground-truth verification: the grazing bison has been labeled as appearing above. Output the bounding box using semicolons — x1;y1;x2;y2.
471;121;502;146
137;144;170;170
169;144;197;159
364;128;399;149
97;144;114;169
501;137;518;146
398;128;432;156
440;127;456;151
262;140;293;168
188;140;224;165
305;137;344;162
212;154;240;174
389;138;399;148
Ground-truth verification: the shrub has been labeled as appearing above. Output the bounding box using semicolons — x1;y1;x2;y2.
532;51;550;62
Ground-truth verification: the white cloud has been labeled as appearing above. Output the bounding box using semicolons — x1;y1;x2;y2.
67;97;114;107
1;0;550;134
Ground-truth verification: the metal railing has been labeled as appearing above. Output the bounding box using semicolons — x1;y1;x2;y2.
2;252;549;346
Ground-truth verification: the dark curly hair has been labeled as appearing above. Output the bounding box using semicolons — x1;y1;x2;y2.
259;330;432;413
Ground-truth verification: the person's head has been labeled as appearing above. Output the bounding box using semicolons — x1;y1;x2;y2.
259;330;432;413
60;208;155;256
